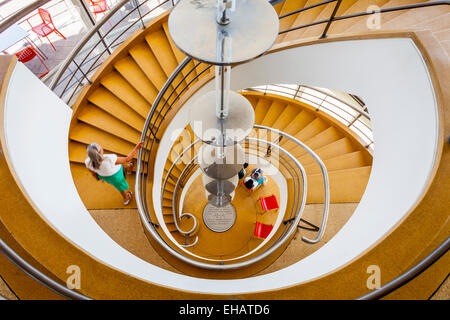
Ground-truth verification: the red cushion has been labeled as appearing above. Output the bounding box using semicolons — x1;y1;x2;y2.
254;222;273;239
259;195;279;211
91;0;108;13
15;47;36;63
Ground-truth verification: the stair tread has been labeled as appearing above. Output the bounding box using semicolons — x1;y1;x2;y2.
100;71;150;118
304;150;371;174
128;42;168;91
87;87;145;132
162;21;198;84
261;100;286;127
77;104;142;145
290;126;344;158
282;109;316;136
272;103;301;130
145;29;188;93
70;122;139;159
253;98;273;124
307;166;372;203
327;0;389;35
114;56;159;105
282;0;334;41
298;137;355;165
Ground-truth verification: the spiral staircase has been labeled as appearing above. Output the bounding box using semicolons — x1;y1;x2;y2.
0;0;448;300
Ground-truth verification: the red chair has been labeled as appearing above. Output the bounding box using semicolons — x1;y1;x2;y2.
26;8;66;51
89;0;110;18
15;46;49;78
254;222;273;239
258;195;279;213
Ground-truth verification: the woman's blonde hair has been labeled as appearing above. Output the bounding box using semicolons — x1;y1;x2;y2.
87;143;103;169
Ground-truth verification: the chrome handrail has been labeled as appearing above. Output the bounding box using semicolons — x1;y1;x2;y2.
47;0;450;104
145;119;331;267
0;0;51;33
140;136;307;268
172;155;199;247
357;237;450;300
0;238;90;300
49;0;175;102
254;124;330;244
161;139;201;245
244;84;373;149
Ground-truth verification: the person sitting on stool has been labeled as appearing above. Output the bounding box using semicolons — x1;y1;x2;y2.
243;168;266;191
238;162;249;179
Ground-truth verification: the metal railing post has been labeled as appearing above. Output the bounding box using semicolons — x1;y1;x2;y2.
134;0;146;29
320;0;342;39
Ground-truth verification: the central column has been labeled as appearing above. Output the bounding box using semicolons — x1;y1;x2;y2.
168;0;279;232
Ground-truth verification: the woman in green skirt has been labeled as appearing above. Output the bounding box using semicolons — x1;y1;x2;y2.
85;141;144;205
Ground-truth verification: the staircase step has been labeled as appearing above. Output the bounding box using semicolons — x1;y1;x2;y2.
282;109;316;136
304;150;371;174
381;6;449;32
291;126;344;158
298;137;355;166
77;104;142;145
277;0;309;42
344;0;425;34
68;141;90;164
327;0;389;35
253;97;273;124
300;2;338;39
162;198;173;208
145;29;187;95
70;122;140;159
164;215;175;224
100;71;150;118
162;21;198;85
282;117;328;151
114;56;159;105
282;0;333;42
261;100;286;127
87;87;145;132
166;223;178;232
306;166;372;203
271;103;301;130
128;42;168;91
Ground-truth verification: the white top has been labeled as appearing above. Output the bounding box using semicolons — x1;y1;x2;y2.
0;24;29;52
85;154;121;177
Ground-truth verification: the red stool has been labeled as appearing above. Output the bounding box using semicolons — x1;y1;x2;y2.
258;195;279;213
254;222;273;239
89;0;110;18
27;8;66;51
15;46;49;78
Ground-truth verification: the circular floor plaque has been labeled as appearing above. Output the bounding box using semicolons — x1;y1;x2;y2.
203;202;236;233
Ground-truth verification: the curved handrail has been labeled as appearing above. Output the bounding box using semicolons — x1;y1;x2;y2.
0;0;51;33
161;139;201;245
49;0;132;89
357;237;450;300
139;131;308;268
0;238;90;300
244;84;373;149
254;125;330;244
172;154;199;247
50;0;174;102
47;0;450;104
145;115;332;268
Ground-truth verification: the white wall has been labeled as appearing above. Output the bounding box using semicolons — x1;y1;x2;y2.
3;36;438;295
